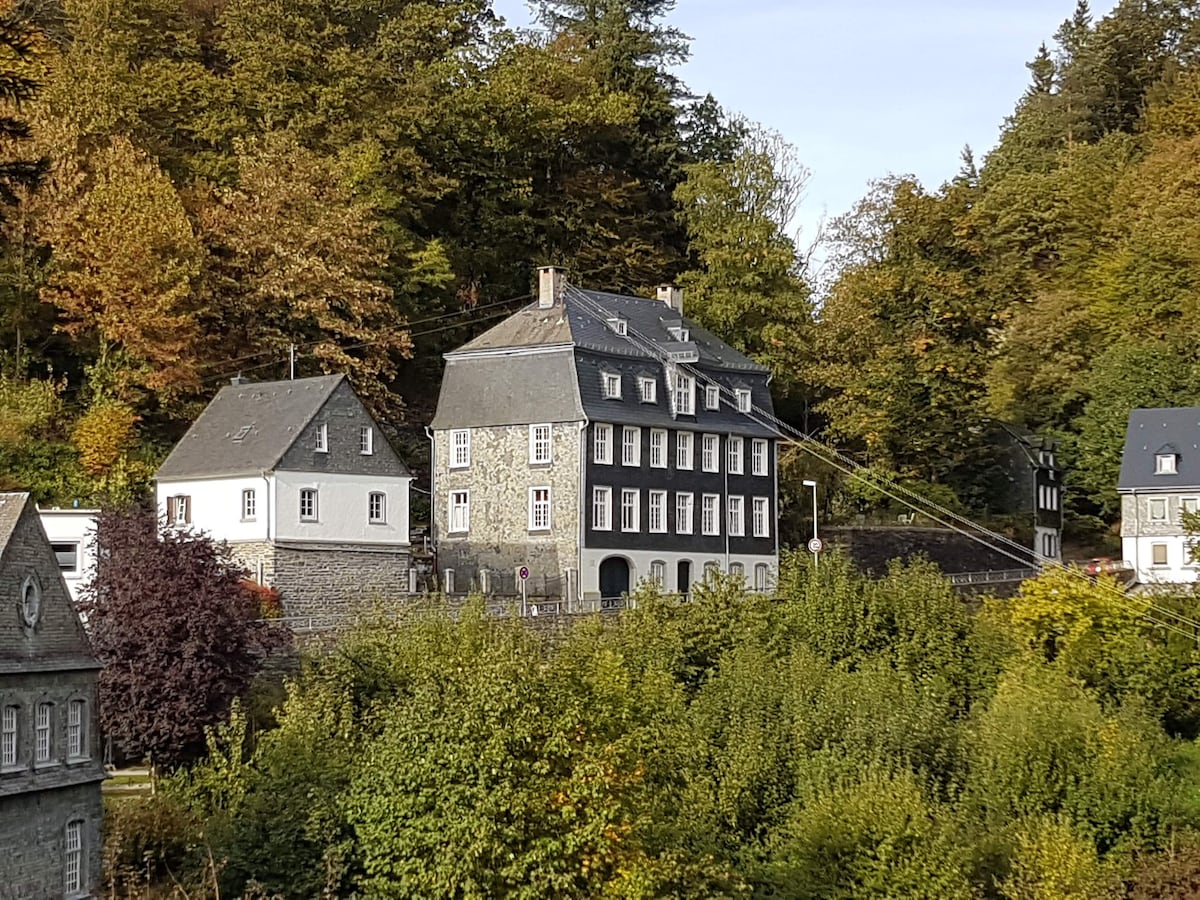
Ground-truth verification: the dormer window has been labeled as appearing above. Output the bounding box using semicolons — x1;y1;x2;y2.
638;377;656;403
1157;453;1178;475
315;423;328;453
705;385;720;410
607;317;628;336
602;372;622;399
669;325;690;342
231;425;252;442
735;388;752;413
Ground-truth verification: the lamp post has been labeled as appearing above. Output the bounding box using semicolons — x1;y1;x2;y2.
802;479;819;568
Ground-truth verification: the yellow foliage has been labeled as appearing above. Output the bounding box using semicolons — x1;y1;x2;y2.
1000;816;1123;900
72;398;139;476
0;375;64;447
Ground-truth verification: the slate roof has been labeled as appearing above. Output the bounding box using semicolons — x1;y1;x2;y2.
157;374;345;479
430;351;585;429
1118;407;1200;490
0;492;24;556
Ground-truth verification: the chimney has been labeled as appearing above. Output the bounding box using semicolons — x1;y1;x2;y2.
230;374;249;386
538;266;565;309
656;284;683;315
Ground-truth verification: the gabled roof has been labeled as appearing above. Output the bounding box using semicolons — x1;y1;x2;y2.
1118;407;1200;491
157;374;345;479
0;493;24;555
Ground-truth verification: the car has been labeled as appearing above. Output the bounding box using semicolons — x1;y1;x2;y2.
1083;557;1124;575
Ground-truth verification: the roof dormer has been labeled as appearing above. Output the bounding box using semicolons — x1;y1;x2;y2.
1156;444;1179;475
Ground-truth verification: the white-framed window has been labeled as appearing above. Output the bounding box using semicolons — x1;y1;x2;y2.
676;492;694;535
648;490;667;533
753;497;770;537
676;432;694;470
50;542;79;574
299;488;318;522
529;487;551;531
167;495;191;526
729;562;744;579
1152;542;1169;566
702;494;720;535
704;560;721;582
621;489;640;532
529;424;552;465
649;429;667;468
674;373;695;415
649;560;665;587
594;423;613;464
35;702;51;763
450;429;471;468
1185;497;1200;515
65;819;83;895
702;434;719;473
368;492;386;524
622;426;641;466
241;489;256;521
315;422;328;453
705;384;720;410
67;699;86;759
448;490;470;533
754;563;771;591
607;316;628;336
639;377;657;403
593;486;612;531
602;371;622;399
1150;498;1167;522
728;495;745;536
1157;453;1178;475
735;388;752;413
360;425;374;455
1;705;16;767
727;436;744;474
752;439;768;476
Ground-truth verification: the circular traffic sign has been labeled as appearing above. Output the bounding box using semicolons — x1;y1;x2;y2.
519;566;530;580
807;537;824;554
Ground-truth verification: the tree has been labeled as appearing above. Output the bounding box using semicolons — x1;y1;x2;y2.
81;507;286;770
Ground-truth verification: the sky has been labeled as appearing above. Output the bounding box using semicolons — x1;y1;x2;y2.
491;0;1119;257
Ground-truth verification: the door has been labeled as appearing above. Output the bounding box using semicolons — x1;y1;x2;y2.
599;556;631;599
677;560;692;597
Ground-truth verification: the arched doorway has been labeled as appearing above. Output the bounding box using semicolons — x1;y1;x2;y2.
677;559;692;597
599;556;631;599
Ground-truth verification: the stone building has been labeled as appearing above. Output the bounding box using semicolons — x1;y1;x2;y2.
155;374;414;615
430;267;781;603
0;492;103;898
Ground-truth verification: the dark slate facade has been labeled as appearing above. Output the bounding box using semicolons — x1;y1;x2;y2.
0;493;103;898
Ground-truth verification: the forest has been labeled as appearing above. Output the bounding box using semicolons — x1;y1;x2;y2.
0;0;1197;541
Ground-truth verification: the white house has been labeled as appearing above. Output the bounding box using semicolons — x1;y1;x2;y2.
155;374;414;615
36;507;98;604
1118;407;1200;585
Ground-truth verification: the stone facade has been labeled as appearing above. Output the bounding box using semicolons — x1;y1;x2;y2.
272;543;411;616
227;540;276;586
435;422;584;588
0;782;102;900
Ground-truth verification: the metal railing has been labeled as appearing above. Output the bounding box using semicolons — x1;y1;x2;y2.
946;568;1039;586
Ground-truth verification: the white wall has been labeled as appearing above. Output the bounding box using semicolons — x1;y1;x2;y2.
273;471;411;545
37;508;98;603
1123;534;1199;585
156;476;270;543
579;547;777;597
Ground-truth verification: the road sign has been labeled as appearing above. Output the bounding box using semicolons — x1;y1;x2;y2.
519;566;530;580
807;537;824;554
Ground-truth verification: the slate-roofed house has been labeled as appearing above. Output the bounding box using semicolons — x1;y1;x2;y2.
430;267;781;603
0;493;103;897
992;424;1063;562
1119;407;1200;584
156;374;414;615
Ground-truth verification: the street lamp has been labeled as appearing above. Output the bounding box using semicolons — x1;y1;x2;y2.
802;480;819;568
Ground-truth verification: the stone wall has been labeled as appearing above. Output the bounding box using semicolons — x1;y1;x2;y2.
825;526;1024;575
0;782;102;899
227;540;276;585
272;543;411;617
434;422;583;588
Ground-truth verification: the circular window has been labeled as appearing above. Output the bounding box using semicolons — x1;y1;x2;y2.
20;573;40;627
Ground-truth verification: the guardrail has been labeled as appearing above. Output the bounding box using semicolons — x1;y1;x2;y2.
946;568;1039;586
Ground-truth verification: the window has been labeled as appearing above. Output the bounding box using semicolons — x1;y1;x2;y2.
752;439;769;476
735;388;752;413
1182;498;1200;525
702;434;719;472
676;432;694;470
315;422;328;452
360;426;374;455
450;429;471;468
608;316;628;336
753;497;770;537
529;487;551;531
242;489;256;521
1152;543;1169;566
621;489;640;532
368;492;386;524
754;564;771;591
702;494;720;535
167;495;191;526
676;492;694;535
65;819;83;895
727;495;745;537
729;562;744;579
1039;485;1059;511
593;487;612;531
602;371;622;399
704;561;721;582
35;702;51;763
448;491;470;533
67;699;85;760
669;325;690;342
594;423;614;464
622;426;641;466
649;429;667;468
648;490;667;533
529;424;552;464
649;560;666;587
1150;498;1167;522
299;488;318;522
1157;453;1178;475
639;377;657;403
50;542;79;574
1;705;16;767
674;373;695;415
727;436;744;474
232;425;252;442
705;384;720;410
